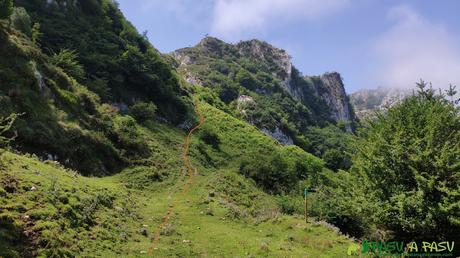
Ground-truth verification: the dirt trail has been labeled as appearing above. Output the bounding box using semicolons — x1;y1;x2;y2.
149;101;205;256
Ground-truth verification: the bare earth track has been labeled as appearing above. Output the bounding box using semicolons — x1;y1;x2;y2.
149;101;205;256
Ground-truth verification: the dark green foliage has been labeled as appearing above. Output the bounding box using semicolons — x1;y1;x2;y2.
304;125;355;171
218;83;239;103
16;0;191;123
199;127;220;149
111;115;150;160
310;170;376;238
49;49;85;81
236;70;257;91
355;82;460;242
129;101;157;122
314;84;460;245
0;0;13;20
240;153;291;194
276;195;304;215
322;149;352;172
10;7;30;35
0;113;18;148
30;22;40;44
239;146;325;194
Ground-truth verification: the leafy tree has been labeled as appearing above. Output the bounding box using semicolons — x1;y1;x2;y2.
0;0;13;20
446;84;459;104
240;153;291;194
304;125;355;171
316;82;460;243
218;84;239;103
357;82;460;242
322;148;352;172
240;146;325;194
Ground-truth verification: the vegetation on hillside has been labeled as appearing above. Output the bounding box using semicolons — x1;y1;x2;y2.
0;0;458;257
311;82;460;252
0;2;359;257
173;38;356;171
16;0;191;122
0;0;196;175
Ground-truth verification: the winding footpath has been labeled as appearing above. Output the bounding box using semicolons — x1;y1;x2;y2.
149;101;205;256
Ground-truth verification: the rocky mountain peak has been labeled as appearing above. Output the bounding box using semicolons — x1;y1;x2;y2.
236;39;292;81
304;72;354;130
198;36;226;52
171;37;356;130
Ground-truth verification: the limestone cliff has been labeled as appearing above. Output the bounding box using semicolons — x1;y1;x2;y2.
305;72;354;125
171;37;357;144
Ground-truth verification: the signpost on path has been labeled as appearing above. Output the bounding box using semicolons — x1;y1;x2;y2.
304;187;316;223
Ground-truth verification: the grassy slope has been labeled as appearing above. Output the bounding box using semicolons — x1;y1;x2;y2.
1;102;357;257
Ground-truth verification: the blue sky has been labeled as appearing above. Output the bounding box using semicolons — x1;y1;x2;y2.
117;0;460;93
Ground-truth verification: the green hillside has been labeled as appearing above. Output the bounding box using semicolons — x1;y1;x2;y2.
172;37;356;172
1;0;458;257
0;1;358;257
0;101;357;257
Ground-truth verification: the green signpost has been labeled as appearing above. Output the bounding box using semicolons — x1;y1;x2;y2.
303;187;316;223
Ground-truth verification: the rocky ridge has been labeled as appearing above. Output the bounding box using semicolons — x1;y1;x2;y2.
173;37;356;128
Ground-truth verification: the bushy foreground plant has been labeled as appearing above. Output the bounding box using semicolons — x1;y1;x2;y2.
312;81;460;245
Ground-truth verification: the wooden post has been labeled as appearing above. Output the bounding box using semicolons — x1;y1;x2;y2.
304;187;308;223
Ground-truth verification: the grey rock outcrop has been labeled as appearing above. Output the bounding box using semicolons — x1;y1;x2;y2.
261;127;294;145
306;72;353;123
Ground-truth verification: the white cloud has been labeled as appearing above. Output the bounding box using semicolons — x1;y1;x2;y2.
210;0;349;40
373;5;460;90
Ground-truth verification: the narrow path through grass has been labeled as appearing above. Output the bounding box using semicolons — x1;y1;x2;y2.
149;101;205;256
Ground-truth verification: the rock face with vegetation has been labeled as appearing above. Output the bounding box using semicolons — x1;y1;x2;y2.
173;37;356;129
171;37;357;170
306;72;354;129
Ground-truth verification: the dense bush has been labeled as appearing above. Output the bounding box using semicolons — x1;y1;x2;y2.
199;127;221;149
129;101;157;122
240;145;325;194
49;49;85;81
17;0;191;123
313;82;460;245
304;125;355;171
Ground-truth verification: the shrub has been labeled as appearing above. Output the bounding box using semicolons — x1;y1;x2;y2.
0;113;18;148
315;82;460;244
49;49;85;81
276;195;303;215
240;153;292;194
200;127;220;149
322;148;352;172
129;102;157;122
